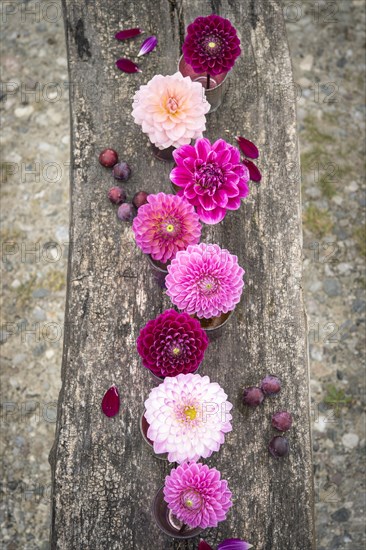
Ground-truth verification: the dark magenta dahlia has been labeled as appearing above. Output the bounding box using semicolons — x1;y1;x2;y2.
182;15;241;76
137;309;209;378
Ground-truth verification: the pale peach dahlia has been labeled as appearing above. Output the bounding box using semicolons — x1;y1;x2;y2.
132;72;210;150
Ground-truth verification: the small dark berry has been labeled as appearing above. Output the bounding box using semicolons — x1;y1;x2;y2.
132;191;148;209
99;148;118;167
261;375;281;396
108;186;126;205
112;161;131;181
272;411;293;432
117;203;135;222
243;386;265;407
268;436;289;458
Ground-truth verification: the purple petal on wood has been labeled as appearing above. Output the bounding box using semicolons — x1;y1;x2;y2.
137;35;158;57
115;58;142;73
101;386;120;417
243;159;262;182
198;540;214;550
236;136;259;159
217;539;253;550
115;28;143;41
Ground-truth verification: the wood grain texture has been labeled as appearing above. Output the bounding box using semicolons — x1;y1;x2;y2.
50;1;316;548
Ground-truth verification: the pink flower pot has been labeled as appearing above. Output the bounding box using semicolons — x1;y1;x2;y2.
178;55;229;113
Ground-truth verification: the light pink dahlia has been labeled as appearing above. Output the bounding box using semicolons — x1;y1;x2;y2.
132;72;210;150
166;243;244;319
163;462;233;529
144;373;232;463
132;193;202;263
171;138;250;224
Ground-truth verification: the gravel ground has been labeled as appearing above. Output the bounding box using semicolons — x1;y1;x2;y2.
1;1;365;548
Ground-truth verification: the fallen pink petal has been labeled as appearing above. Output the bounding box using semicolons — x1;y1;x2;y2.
236;136;259;159
115;28;143;41
116;58;142;73
137;35;158;57
198;541;214;550
101;386;120;417
243;159;262;182
217;539;253;550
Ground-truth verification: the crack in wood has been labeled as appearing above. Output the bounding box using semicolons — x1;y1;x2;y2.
74;19;91;59
250;0;259;29
210;0;222;14
167;0;185;50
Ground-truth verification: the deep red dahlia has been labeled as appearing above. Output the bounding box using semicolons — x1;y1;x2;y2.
137;309;209;378
182;15;241;76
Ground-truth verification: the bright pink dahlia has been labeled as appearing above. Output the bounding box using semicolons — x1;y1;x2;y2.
170;138;250;224
182;15;241;76
132;193;202;263
132;72;210;150
166;243;244;319
144;373;232;463
164;462;232;529
137;309;209;378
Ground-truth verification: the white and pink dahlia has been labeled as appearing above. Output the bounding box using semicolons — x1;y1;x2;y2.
144;373;232;463
166;243;245;319
131;72;210;150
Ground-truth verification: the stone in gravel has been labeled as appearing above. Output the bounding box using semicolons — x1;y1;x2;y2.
32;306;46;322
299;54;313;71
33;343;46;357
14;105;34;118
331;507;351;522
32;288;49;299
342;433;359;449
323;278;341;297
352;299;366;313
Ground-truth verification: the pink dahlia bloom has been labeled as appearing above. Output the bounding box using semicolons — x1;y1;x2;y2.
144;373;232;463
166;243;244;319
164;462;233;529
137;309;209;378
182;15;241;76
132;193;202;264
132;72;210;150
170;138;250;224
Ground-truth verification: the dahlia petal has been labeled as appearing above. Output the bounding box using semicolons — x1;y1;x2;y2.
196;205;226;224
236;136;259;159
213;189;229;208
243;159;262;182
198;541;213;550
137;35;158;57
116;58;141;73
217;540;253;550
115;28;143;41
198;193;217;211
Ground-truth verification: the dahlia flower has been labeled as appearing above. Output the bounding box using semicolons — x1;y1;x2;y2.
144;373;232;463
164;462;232;529
132;193;202;264
182;15;241;76
199;539;253;550
171;138;250;224
132;72;210;150
166;243;244;319
137;309;209;378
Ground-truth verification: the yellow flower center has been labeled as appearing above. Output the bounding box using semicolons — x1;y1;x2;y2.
205;283;213;290
166;224;175;233
185;499;193;508
172;347;181;356
184;406;197;421
208;41;216;48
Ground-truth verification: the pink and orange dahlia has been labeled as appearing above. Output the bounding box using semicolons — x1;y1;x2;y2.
132;72;210;150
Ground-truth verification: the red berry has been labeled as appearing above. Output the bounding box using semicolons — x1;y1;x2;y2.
108;186;126;205
99;148;118;167
261;375;281;396
243;386;264;407
272;411;293;432
132;191;148;209
268;436;289;458
112;161;131;181
117;203;135;221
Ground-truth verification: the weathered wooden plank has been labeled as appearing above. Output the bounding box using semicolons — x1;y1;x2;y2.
50;0;315;548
